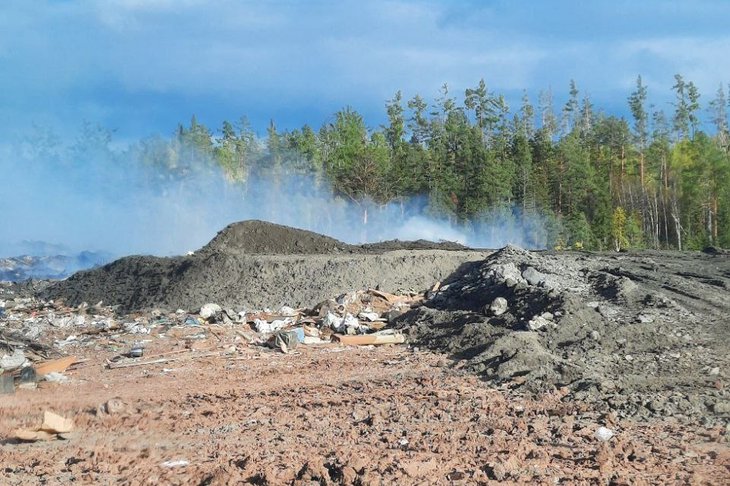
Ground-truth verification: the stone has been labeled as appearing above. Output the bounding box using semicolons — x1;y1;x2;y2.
527;315;550;331
594;426;614;442
488;297;508;316
522;266;545;286
199;303;222;320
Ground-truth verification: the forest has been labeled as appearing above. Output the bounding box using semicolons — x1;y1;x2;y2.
56;75;730;251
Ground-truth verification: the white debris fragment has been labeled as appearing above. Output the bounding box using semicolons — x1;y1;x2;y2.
358;311;380;322
254;318;290;334
199;303;222;320
44;372;69;383
278;306;297;317
0;349;27;371
594;426;615;442
161;459;189;468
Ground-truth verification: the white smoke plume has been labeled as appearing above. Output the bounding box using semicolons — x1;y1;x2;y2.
0;126;550;260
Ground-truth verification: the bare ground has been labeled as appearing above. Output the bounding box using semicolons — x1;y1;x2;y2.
1;339;728;485
2;221;729;484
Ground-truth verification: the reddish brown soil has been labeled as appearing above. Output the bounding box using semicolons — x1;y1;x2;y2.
1;336;727;485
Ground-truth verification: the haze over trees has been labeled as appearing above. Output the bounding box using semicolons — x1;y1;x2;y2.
38;75;730;251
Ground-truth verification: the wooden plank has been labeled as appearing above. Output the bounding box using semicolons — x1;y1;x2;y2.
34;356;77;376
334;333;405;346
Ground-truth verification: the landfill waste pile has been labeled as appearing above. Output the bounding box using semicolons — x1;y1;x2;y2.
0;222;728;484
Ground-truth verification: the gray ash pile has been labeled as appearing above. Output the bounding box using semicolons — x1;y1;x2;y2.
40;220;487;315
395;245;730;424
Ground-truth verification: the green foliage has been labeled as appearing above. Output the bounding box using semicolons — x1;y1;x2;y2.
105;73;730;251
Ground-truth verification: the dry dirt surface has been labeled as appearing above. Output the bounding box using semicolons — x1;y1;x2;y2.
1;221;729;484
1;339;728;485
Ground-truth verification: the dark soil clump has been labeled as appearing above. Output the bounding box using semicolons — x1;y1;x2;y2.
199;220;353;255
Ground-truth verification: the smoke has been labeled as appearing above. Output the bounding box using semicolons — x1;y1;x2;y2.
0;125;550;259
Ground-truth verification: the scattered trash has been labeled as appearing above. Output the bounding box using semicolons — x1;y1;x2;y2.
268;330;299;353
0;373;14;394
1;349;27;371
200;303;222;320
43;372;69;383
129;344;144;358
34;356;77;376
18;366;38;387
13;411;74;441
487;297;508;316
335;330;406;346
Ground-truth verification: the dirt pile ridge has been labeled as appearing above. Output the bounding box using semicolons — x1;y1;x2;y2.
395;245;730;425
41;220;489;314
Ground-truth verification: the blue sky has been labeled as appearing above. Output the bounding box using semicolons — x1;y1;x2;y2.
2;0;729;142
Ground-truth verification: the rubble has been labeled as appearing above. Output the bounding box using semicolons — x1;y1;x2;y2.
0;224;728;483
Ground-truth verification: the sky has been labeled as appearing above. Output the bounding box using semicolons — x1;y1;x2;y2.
1;0;729;259
1;0;729;141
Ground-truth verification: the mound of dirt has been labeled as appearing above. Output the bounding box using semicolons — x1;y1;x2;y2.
41;221;488;314
395;246;730;425
199;220;352;255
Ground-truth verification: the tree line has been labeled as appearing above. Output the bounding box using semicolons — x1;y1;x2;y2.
117;76;730;250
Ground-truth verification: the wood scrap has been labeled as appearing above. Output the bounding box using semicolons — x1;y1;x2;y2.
334;333;406;346
13;411;74;442
34;356;77;376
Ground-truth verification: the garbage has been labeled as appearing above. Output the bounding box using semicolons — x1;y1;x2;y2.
594;426;615;442
1;349;27;371
268;330;299;353
488;297;508;316
255;318;290;334
278;306;297;317
291;327;306;343
43;372;69;383
0;373;14;395
13;411;75;441
335;330;406;346
18;366;37;387
200;303;222;320
34;356;77;376
358;311;381;322
129;344;144;358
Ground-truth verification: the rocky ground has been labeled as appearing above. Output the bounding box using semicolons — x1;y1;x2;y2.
1;221;728;484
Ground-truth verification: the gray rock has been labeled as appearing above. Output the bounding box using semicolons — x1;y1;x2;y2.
594;426;615;442
488;297;508;316
527;315;551;331
522;266;545;286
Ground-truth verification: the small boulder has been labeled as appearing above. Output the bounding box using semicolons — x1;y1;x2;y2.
487;297;509;316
